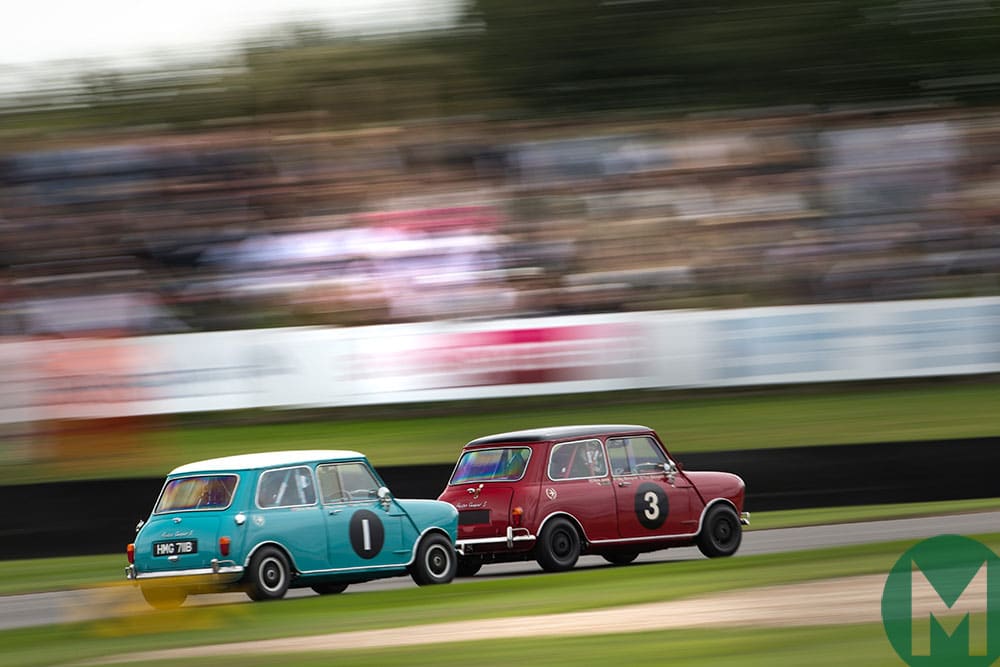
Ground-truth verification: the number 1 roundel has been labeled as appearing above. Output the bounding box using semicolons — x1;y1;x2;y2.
349;510;385;559
634;483;668;530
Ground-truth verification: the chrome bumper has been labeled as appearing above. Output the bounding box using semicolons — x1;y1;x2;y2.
125;559;244;583
740;512;751;525
456;526;535;555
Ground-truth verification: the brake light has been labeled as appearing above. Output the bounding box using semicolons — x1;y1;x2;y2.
127;543;135;564
219;536;231;557
511;506;524;527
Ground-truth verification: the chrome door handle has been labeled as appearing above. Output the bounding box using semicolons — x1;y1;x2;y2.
617;481;631;487
329;509;342;515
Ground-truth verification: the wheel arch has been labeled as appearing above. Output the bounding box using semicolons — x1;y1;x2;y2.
244;541;299;575
536;511;587;545
696;498;740;536
408;526;455;566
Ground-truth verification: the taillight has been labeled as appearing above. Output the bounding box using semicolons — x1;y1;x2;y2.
511;506;524;527
127;543;135;564
219;536;231;557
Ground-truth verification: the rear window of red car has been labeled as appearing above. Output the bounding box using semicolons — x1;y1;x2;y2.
451;447;531;484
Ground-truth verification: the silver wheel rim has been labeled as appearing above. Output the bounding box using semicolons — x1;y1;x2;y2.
259;556;286;593
425;543;451;579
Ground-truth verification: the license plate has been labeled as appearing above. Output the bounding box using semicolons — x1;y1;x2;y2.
153;539;198;557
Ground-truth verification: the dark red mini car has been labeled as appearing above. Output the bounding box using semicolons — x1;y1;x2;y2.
437;424;748;576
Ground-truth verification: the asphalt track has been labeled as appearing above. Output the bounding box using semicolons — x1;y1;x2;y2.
2;510;998;631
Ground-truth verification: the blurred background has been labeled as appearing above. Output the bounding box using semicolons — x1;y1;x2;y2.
1;0;999;477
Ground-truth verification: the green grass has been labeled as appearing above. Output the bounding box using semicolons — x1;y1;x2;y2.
7;379;999;484
1;534;997;667
90;623;902;667
746;496;1000;531
2;497;997;595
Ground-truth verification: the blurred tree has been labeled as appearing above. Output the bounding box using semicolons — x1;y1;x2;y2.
464;0;1000;111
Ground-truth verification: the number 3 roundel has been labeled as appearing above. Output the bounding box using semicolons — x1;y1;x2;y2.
634;483;669;530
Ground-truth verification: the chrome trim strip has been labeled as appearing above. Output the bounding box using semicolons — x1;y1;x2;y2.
132;565;244;580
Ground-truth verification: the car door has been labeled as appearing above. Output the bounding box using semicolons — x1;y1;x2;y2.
544;439;617;541
607;436;699;539
249;465;327;572
317;461;411;571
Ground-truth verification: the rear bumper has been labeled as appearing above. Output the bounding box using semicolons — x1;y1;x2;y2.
740;512;750;525
125;559;244;585
456;526;535;555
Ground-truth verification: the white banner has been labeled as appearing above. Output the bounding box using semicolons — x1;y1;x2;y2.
1;297;998;423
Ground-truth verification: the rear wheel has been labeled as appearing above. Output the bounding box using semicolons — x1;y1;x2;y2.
246;546;291;601
140;586;186;610
696;505;742;558
311;582;349;595
602;551;638;566
536;517;580;572
410;533;457;586
455;559;482;578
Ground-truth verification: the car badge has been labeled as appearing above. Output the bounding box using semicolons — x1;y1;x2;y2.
253;515;265;527
546;487;557;500
467;484;484;499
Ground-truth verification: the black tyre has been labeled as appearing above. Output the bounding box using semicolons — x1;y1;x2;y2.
602;551;638;566
311;582;349;595
536;517;580;572
410;533;457;586
140;585;186;610
455;558;483;578
246;546;291;601
696;505;742;558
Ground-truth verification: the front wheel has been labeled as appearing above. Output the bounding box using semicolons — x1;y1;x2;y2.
696;505;742;558
246;546;291;601
536;517;580;572
140;585;186;610
410;533;457;586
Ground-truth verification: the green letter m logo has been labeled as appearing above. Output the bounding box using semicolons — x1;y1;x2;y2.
883;535;1000;666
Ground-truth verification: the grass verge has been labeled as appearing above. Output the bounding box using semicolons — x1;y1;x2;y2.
4;379;999;484
1;534;997;667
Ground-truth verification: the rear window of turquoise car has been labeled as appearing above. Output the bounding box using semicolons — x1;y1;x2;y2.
451;447;531;484
155;475;238;513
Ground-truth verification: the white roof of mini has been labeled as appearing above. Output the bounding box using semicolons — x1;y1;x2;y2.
169;450;366;475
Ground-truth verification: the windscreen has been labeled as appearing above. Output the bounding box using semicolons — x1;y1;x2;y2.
155;475;238;513
450;447;530;484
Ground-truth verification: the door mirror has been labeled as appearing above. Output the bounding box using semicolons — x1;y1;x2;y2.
377;486;392;510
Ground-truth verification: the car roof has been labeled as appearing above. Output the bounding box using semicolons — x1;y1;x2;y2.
466;424;654;447
168;450;366;475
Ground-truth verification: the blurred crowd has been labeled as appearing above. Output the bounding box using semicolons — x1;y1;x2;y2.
2;106;999;335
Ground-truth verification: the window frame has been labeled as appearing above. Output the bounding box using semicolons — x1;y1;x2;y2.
448;446;533;485
546;438;609;482
255;465;318;510
606;435;673;477
153;474;240;514
317;461;382;505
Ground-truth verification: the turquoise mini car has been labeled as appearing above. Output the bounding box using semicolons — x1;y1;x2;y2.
126;450;459;608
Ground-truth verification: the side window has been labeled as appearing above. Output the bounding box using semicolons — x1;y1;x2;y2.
607;437;669;475
319;462;380;502
317;464;345;504
257;466;316;508
547;439;607;480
